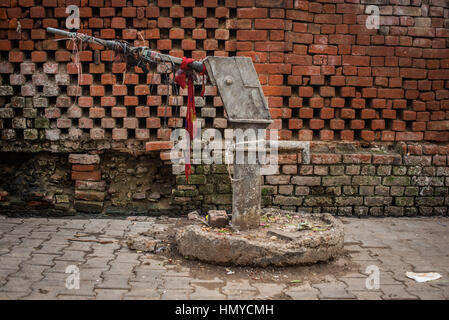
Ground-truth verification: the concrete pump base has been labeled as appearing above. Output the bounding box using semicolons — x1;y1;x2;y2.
175;209;344;267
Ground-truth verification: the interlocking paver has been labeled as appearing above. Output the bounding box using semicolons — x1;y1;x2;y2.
0;216;448;300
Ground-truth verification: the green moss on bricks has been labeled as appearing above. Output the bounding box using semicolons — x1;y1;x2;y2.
35;117;49;129
212;164;228;174
176;174;207;185
261;187;274;196
199;184;214;194
217;183;231;193
395;197;414;207
195;165;211;175
204;194;232;205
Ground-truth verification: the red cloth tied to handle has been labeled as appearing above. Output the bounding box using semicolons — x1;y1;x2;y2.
174;57;206;182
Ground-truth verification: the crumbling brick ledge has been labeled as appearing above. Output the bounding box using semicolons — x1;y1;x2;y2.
1;141;447;217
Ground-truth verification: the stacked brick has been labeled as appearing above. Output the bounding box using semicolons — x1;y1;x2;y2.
171;163;232;213
170;142;449;216
261;142;449;216
0;0;447;149
0;190;8;206
69;153;105;212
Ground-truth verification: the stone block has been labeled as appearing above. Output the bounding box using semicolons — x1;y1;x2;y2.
207;210;229;228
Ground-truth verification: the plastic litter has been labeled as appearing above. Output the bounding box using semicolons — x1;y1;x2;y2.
406;272;442;283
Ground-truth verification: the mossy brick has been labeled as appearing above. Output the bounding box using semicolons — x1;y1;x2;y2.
211;174;230;185
377;165;392;176
383;176;410;186
25;98;33;108
33;97;48;108
435;187;448;196
329;166;345;175
176;174;206;185
55;195;70;203
408;166;422;176
34;117;49;129
261;187;276;195
364;196;392;206
416;197;444;206
24;129;38;140
390;186;405;196
217;183;231;193
335;196;363;206
211;164;228;173
195;165;211;174
405;207;418;216
74;200;103;213
262;196;272;206
385;206;403;216
343;186;358;195
360;165;376;175
322;176;351;186
352;176;382;185
395;197;414;206
199;184;214;194
23;108;37;118
404;186;419;196
392;166;407;175
204;194;232;205
337;207;353;216
273;195;303;206
303;196;333;206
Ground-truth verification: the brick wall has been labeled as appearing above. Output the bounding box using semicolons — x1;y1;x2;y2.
0;0;448;216
172;142;449;216
0;0;448;151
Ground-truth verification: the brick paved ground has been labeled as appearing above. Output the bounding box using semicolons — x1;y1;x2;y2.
0;214;448;300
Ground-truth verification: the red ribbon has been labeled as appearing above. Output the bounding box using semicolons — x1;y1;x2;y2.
175;57;205;182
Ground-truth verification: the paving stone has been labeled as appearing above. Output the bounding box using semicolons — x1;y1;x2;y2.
0;216;449;300
95;289;128;300
252;283;286;299
95;276;131;290
380;284;420;300
160;289;193;300
222;280;257;300
284;282;320;300
313;282;357;300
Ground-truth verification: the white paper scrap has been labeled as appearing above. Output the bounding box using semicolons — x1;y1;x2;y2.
406;272;442;283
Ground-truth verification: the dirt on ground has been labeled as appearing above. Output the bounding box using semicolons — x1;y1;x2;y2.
127;215;358;286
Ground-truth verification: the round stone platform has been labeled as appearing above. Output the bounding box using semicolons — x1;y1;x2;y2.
175;209;344;267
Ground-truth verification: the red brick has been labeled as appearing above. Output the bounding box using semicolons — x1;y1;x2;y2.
71;170;101;181
145;141;174;151
311;154;341;164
